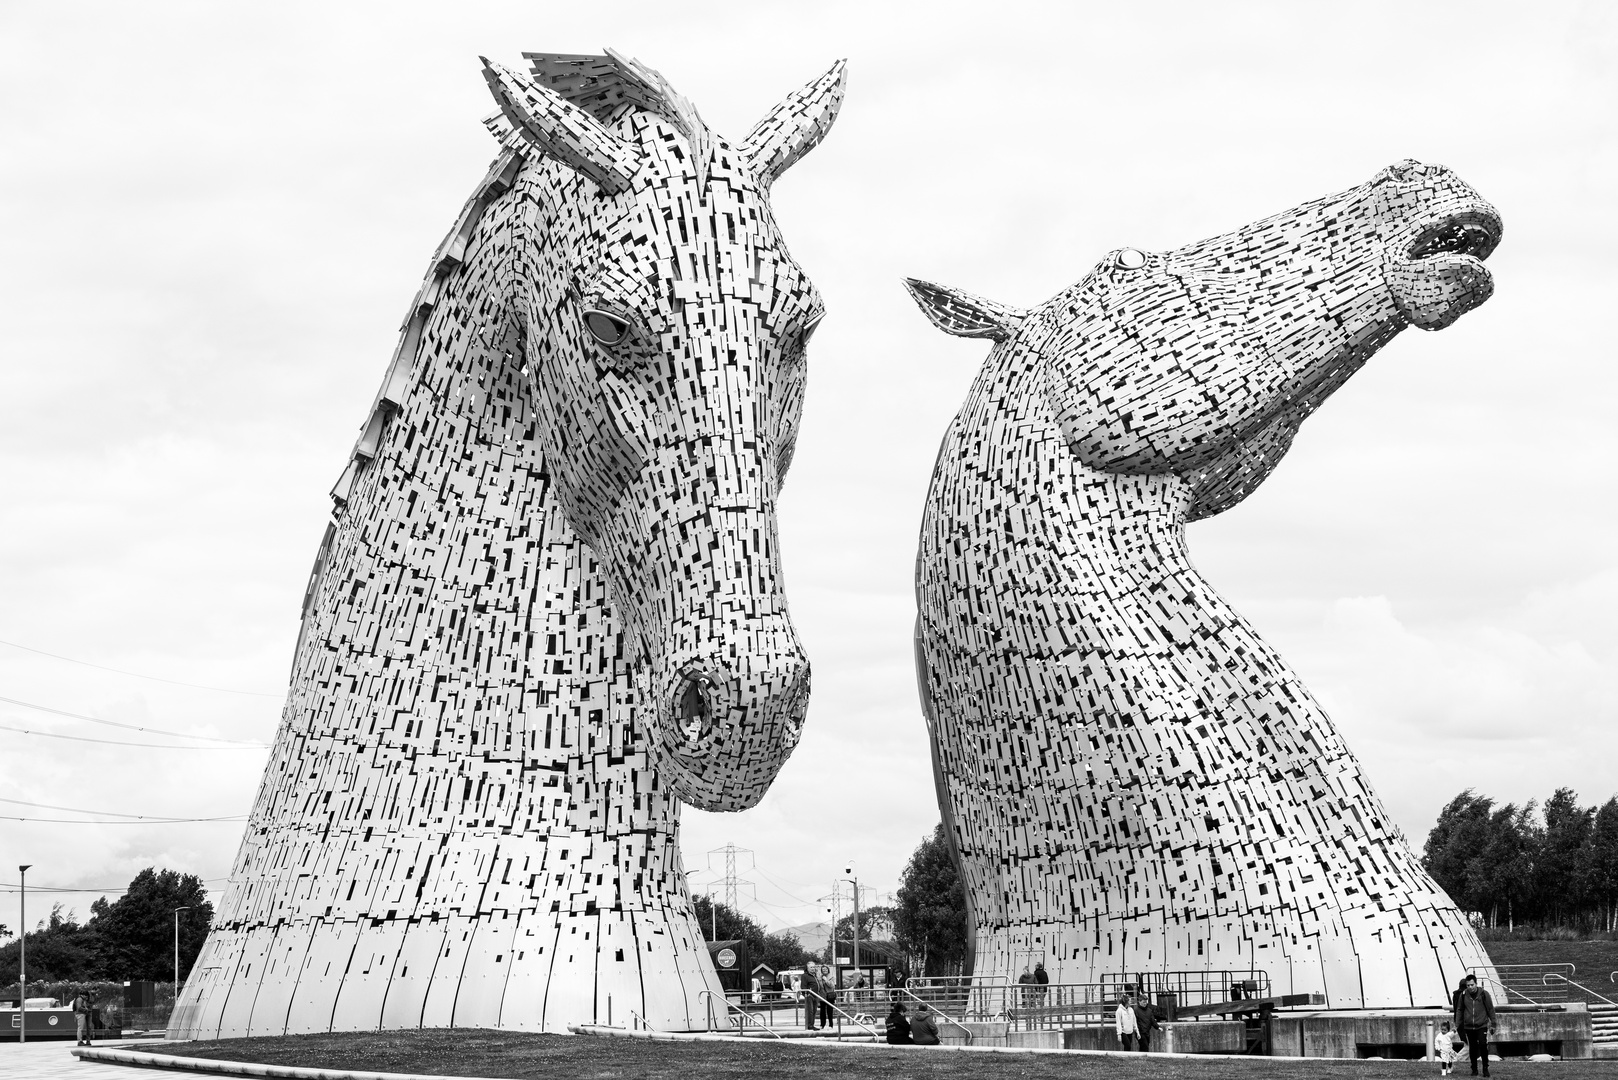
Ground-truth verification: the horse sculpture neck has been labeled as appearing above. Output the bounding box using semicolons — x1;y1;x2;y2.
913;161;1501;1008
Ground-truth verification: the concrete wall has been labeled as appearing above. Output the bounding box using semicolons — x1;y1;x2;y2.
1158;1021;1246;1054
1270;1005;1590;1060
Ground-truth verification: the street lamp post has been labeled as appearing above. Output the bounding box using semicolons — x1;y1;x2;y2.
173;906;191;1003
17;865;31;1044
842;868;861;978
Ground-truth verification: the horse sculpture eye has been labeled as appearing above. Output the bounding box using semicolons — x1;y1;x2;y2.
583;309;630;347
1114;248;1148;270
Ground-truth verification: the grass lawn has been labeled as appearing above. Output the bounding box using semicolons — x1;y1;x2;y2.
162;1029;1610;1079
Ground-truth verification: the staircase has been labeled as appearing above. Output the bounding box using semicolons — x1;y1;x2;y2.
1590;1002;1618;1044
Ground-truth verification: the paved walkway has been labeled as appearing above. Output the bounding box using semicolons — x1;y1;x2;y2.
0;1040;165;1078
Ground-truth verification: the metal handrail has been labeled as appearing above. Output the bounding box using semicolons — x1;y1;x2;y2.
1543;972;1618;1009
627;1007;657;1032
891;986;974;1044
697;990;781;1038
801;988;883;1038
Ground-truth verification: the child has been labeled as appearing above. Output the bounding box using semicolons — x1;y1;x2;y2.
1435;1020;1463;1076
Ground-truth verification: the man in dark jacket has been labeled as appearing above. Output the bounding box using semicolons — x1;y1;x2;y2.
71;988;92;1046
1453;975;1497;1077
1132;993;1159;1053
884;1001;913;1044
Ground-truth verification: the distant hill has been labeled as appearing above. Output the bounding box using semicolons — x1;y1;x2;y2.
783;920;830;956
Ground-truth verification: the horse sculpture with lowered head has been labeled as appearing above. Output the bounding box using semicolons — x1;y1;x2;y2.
908;161;1501;1007
173;49;844;1038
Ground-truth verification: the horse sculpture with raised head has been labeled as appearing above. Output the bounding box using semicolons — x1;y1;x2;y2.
173;49;844;1038
908;161;1501;1007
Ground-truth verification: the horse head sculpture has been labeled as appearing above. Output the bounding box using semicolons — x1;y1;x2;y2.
908;162;1503;1007
483;53;838;808
174;50;844;1039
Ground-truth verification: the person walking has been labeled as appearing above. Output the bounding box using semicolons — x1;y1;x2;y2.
1453;974;1496;1077
1114;992;1138;1051
71;988;92;1046
911;1003;941;1046
884;1000;914;1045
1435;1020;1463;1077
1133;992;1159;1053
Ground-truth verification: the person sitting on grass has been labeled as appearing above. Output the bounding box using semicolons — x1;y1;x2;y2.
884;1000;913;1044
911;1003;941;1046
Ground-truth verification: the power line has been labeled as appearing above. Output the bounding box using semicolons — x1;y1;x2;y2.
0;637;281;697
752;865;823;907
1;814;248;824
0;692;270;746
0;876;231;894
0;719;268;750
0;796;246;821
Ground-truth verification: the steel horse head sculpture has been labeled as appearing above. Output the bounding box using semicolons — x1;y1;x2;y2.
175;49;844;1038
909;161;1502;1007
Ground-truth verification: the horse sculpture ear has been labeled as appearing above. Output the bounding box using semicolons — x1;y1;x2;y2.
480;57;642;194
737;60;848;187
903;278;1027;342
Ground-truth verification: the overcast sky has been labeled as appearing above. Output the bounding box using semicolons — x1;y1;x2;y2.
1;0;1614;938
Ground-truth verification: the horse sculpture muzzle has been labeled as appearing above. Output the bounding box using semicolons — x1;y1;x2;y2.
1377;161;1503;330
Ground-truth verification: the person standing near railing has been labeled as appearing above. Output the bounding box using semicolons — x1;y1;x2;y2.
1133;992;1160;1053
1115;992;1138;1051
819;964;838;1029
802;968;821;1031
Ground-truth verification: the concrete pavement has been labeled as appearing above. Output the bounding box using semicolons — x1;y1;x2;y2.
0;1040;167;1078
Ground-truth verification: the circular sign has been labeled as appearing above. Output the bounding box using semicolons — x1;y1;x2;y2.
48;1015;59;1026
716;948;737;968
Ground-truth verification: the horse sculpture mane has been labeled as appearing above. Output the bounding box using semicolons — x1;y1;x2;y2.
174;48;844;1038
909;161;1502;1007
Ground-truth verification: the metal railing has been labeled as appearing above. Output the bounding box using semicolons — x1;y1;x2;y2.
910;971;1273;1031
908;975;1010;1023
891;986;975;1044
1542;971;1617;1009
697;990;781;1038
1490;964;1575;1005
801;988;883;1038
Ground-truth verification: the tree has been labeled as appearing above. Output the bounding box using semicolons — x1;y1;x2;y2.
1475;801;1538;930
88;868;213;981
894;823;968;976
1588;797;1618;932
1538;787;1593;925
759;930;814;973
1423;790;1496;915
824;905;901;966
0;904;98;982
